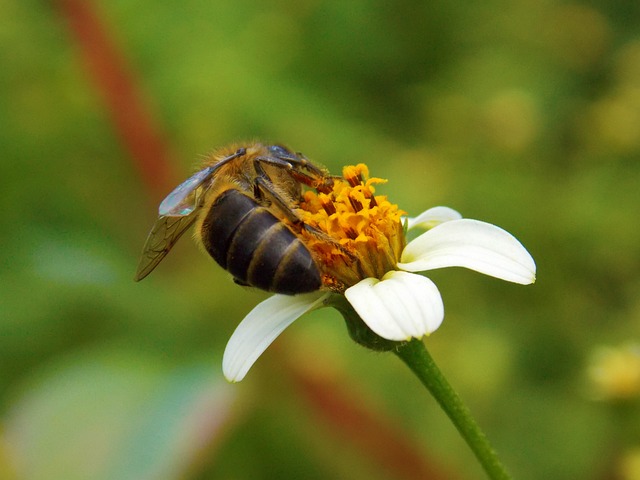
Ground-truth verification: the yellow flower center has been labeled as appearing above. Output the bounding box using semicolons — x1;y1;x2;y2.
297;164;406;293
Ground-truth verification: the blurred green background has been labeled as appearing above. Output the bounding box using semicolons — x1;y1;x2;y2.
2;0;640;479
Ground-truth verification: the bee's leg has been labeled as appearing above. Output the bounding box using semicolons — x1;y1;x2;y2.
252;156;355;258
282;154;325;178
269;148;326;177
270;153;336;193
253;155;292;173
253;177;357;260
252;155;292;194
262;147;321;176
251;163;331;230
233;277;251;287
289;170;335;194
253;175;304;225
254;155;335;193
288;157;343;189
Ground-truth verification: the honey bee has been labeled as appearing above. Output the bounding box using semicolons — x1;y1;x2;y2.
135;142;335;294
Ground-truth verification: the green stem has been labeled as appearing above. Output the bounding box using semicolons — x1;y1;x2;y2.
394;339;512;480
330;295;511;479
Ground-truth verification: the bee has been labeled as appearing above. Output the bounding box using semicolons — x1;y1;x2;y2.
135;142;335;294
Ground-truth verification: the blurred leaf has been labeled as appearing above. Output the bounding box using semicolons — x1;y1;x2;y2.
4;347;237;480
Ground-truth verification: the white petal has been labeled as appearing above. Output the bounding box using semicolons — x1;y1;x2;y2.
222;292;328;382
344;271;444;341
406;206;463;231
398;219;536;284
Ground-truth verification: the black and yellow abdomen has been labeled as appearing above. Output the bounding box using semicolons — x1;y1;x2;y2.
200;189;321;294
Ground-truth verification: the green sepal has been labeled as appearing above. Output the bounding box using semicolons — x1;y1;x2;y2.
326;294;401;352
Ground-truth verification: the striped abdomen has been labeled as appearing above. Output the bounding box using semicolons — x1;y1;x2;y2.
200;189;321;294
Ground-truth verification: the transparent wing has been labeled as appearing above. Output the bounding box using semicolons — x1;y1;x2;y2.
159;166;215;216
159;148;246;216
135;148;246;281
134;213;199;281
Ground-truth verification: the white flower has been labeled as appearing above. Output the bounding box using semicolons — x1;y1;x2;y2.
222;206;536;382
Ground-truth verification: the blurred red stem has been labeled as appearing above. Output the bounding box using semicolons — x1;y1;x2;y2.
288;364;457;480
54;0;177;198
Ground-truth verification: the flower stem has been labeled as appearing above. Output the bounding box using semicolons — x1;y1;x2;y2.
394;339;512;480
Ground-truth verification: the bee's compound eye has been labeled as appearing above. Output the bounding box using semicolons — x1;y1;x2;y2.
268;145;293;158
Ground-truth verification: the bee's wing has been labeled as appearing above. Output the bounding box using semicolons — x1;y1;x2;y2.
135;148;247;281
135;166;217;281
159;166;216;216
134;213;199;281
159;149;246;216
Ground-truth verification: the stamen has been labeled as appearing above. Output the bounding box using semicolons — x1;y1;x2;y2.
348;194;363;212
344;227;358;239
345;172;363;187
297;163;405;292
321;198;336;215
